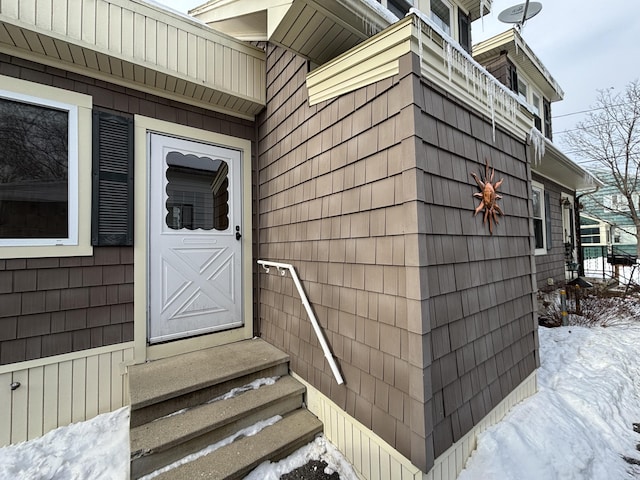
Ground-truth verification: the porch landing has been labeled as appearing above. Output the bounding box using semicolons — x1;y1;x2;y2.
129;339;289;414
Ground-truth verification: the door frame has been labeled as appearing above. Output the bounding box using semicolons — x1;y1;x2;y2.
132;115;253;364
561;193;577;278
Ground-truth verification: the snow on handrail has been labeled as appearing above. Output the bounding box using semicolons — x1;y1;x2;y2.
257;260;344;385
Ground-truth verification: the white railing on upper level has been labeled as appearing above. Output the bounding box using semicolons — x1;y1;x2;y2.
409;8;534;141
257;260;344;385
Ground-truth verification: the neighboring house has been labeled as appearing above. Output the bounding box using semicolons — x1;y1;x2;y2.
473;28;602;291
580;213;613;259
0;0;594;479
579;172;638;256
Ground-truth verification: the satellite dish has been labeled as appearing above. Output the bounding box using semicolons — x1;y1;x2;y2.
498;1;542;24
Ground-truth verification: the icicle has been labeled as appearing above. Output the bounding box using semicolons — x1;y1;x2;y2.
417;18;423;67
446;42;453;81
464;61;469;92
489;82;496;142
528;127;546;165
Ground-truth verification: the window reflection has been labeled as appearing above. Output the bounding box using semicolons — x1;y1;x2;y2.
0;97;69;239
165;151;229;231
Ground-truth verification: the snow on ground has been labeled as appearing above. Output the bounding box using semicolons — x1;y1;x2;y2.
246;435;359;480
0;406;129;480
1;294;639;480
459;312;640;479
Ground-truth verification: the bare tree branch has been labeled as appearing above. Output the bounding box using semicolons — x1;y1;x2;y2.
565;80;640;256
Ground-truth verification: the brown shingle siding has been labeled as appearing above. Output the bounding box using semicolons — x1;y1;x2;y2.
258;46;536;473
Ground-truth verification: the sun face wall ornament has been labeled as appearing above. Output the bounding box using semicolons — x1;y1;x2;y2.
471;159;504;235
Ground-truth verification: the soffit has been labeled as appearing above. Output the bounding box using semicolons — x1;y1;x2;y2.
458;0;493;21
473;28;563;102
533;140;602;191
192;0;397;65
0;0;266;119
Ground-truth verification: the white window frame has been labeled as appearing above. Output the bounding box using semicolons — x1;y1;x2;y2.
531;91;541;118
430;0;453;36
517;77;528;103
0;75;92;258
532;180;546;255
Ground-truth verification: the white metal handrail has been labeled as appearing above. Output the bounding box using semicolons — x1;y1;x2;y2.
257;260;344;385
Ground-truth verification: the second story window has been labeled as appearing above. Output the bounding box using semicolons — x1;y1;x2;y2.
431;0;453;36
517;77;528;102
532;91;542;131
387;0;411;18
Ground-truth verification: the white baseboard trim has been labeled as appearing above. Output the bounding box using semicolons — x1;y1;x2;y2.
293;370;537;480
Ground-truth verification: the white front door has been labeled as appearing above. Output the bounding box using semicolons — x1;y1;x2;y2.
148;133;243;344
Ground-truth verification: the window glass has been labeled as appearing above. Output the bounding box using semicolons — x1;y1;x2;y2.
517;78;528;102
531;92;541;117
165;152;229;231
387;0;410;18
0;96;69;239
430;0;452;35
532;185;545;251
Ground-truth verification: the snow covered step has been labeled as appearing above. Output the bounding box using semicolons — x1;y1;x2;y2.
129;339;290;427
130;375;305;479
150;409;323;480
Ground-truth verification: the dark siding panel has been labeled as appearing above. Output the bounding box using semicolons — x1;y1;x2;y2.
92;111;134;246
545;190;552;249
458;10;471;53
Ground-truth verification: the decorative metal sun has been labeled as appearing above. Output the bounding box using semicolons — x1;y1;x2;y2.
471;159;504;235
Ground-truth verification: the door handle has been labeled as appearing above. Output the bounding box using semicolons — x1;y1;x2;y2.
235;226;242;241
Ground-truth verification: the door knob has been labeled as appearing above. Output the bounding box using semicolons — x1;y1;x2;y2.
235;226;242;240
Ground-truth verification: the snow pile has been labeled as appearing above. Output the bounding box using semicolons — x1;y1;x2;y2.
459;323;640;480
245;435;359;480
0;407;129;480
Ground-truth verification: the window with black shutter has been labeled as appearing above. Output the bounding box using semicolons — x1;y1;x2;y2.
544;190;552;249
543;98;552;140
92;111;134;246
458;9;471;53
508;63;519;93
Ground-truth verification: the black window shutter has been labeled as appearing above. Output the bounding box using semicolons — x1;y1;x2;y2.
543;98;552;140
92;111;134;246
544;191;552;250
458;10;471;53
510;65;519;93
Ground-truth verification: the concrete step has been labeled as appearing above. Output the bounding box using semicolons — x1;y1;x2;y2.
130;375;306;479
129;339;289;427
150;409;323;480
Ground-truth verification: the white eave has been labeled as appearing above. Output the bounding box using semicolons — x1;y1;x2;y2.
0;0;266;119
192;0;395;65
473;28;563;102
192;0;491;66
534;138;603;191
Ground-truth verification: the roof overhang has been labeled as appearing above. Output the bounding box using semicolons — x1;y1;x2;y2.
473;28;563;102
191;0;398;65
0;0;266;119
533;139;603;191
459;0;493;21
192;0;491;66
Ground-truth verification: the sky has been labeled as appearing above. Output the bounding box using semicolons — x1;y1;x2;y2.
471;0;640;154
152;0;640;159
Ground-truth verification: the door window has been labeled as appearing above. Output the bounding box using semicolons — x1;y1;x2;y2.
165;152;229;231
